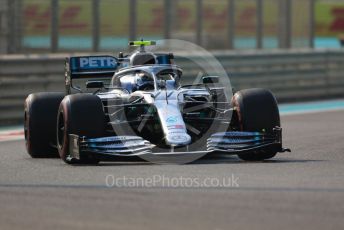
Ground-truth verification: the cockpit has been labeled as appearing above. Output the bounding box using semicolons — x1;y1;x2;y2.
113;66;182;93
110;40;181;93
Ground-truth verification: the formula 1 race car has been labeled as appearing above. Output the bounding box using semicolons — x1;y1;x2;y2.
24;40;290;164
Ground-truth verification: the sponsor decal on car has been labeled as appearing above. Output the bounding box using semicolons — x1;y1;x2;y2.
70;56;119;74
167;125;185;130
79;57;116;68
170;135;188;141
166;116;178;124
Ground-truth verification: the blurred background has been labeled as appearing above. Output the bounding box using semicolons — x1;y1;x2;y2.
1;3;344;230
0;0;344;53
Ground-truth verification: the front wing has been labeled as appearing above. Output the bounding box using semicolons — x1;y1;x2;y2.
68;127;290;161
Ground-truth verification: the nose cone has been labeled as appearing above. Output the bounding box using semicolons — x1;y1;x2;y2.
165;133;192;146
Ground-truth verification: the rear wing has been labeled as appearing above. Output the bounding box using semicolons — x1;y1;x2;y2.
66;56;119;78
65;55;119;94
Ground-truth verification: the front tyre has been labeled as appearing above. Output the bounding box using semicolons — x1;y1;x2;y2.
231;88;280;161
57;94;105;164
24;92;65;158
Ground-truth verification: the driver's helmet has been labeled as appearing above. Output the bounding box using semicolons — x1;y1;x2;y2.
136;72;152;82
136;72;154;90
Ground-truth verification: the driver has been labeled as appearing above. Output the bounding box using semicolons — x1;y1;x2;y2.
136;72;155;91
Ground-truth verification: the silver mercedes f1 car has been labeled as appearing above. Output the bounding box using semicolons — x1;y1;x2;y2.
24;40;290;164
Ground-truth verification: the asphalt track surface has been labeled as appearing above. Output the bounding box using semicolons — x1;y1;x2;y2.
0;110;344;230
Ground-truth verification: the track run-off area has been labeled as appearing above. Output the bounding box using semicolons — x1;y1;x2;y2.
0;99;344;230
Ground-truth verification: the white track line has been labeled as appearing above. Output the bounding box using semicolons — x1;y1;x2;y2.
0;130;24;142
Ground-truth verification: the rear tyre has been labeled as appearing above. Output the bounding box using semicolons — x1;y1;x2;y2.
57;94;105;164
231;88;280;161
24;92;65;158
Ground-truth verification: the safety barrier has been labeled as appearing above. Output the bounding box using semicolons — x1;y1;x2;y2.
1;49;344;125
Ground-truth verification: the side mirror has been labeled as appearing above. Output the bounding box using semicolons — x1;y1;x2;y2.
86;81;104;89
202;76;219;84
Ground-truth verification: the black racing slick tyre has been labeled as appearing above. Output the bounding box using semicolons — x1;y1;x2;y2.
24;92;65;158
57;94;105;164
231;88;280;161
